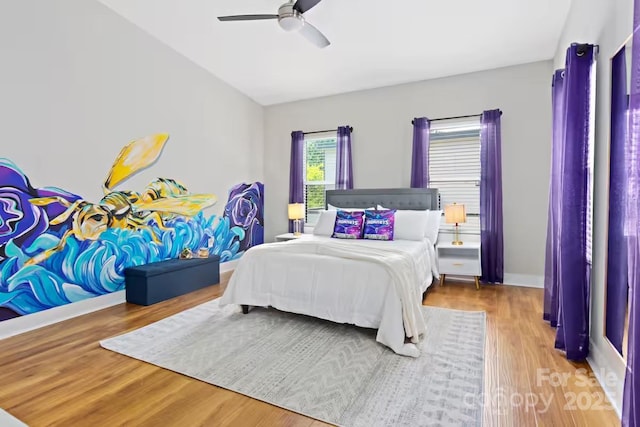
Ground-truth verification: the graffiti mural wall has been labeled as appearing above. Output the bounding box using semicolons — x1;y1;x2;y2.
0;134;264;321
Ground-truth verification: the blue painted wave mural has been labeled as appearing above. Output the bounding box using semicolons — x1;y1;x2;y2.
0;134;264;321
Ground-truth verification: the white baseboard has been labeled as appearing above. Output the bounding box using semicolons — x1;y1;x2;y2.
502;273;544;288
587;338;624;418
0;260;238;341
221;260;238;273
449;273;543;288
0;290;126;341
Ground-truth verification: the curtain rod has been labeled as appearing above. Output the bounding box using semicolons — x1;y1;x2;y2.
411;114;481;125
304;126;353;135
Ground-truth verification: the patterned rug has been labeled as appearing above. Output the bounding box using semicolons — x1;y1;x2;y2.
101;300;486;427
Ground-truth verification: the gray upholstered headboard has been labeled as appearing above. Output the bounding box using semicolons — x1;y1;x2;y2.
325;188;439;211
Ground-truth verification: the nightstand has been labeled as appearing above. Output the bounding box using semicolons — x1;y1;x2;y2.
274;233;307;242
436;241;482;289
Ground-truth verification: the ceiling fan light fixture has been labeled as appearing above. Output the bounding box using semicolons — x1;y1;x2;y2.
278;15;303;32
277;5;304;32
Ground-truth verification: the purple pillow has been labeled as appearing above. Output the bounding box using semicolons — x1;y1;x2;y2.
363;209;396;241
332;210;365;239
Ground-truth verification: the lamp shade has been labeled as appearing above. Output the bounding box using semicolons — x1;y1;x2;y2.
444;203;466;224
288;203;305;220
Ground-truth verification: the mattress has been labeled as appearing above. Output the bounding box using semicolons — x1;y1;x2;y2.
220;235;438;356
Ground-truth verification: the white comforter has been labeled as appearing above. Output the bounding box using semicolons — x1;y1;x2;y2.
219;236;438;357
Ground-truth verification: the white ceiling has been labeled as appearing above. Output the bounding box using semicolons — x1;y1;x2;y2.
98;0;572;106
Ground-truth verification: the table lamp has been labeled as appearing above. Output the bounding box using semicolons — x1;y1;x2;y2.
444;203;466;245
288;203;305;235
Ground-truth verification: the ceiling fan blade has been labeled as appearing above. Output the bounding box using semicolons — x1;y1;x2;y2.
299;22;330;48
293;0;322;14
217;14;278;22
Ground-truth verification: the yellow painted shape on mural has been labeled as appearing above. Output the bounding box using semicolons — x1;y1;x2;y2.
135;193;218;217
29;196;68;207
103;133;170;193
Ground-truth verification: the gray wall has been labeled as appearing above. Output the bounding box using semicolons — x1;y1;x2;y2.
554;0;633;415
0;0;264;215
0;0;264;337
264;61;553;285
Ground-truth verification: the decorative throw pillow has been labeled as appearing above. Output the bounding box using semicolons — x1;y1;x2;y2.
363;209;396;241
332;210;365;239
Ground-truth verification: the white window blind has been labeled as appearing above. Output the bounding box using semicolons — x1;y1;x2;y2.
303;134;337;225
428;120;481;234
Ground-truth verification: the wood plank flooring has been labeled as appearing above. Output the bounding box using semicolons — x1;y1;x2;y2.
0;274;621;427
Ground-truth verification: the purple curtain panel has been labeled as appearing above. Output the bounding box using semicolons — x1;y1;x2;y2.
289;130;304;233
336;126;354;190
410;117;430;188
553;43;595;362
607;47;629;355
479;109;504;284
544;70;566;328
623;2;640;423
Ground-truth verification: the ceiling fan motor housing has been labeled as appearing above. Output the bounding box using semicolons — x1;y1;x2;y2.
278;3;303;32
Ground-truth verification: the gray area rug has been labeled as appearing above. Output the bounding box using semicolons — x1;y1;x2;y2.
101;300;486;427
0;409;28;427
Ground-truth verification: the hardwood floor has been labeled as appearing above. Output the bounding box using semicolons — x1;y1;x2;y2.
0;274;620;427
426;281;620;427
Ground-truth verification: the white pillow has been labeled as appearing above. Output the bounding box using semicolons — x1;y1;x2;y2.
327;204;374;211
377;205;442;243
312;210;337;236
424;210;443;244
394;210;430;241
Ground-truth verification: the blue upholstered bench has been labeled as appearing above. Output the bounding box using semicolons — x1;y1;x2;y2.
124;256;220;306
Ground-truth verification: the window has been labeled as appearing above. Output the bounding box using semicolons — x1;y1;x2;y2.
585;59;596;266
428;118;481;234
304;133;337;225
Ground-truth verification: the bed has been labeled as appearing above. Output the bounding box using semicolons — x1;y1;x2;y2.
219;188;440;357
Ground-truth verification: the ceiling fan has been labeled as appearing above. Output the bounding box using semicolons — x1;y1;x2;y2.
217;0;330;48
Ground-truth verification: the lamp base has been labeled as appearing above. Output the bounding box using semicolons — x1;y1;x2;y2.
292;219;303;236
451;223;463;245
